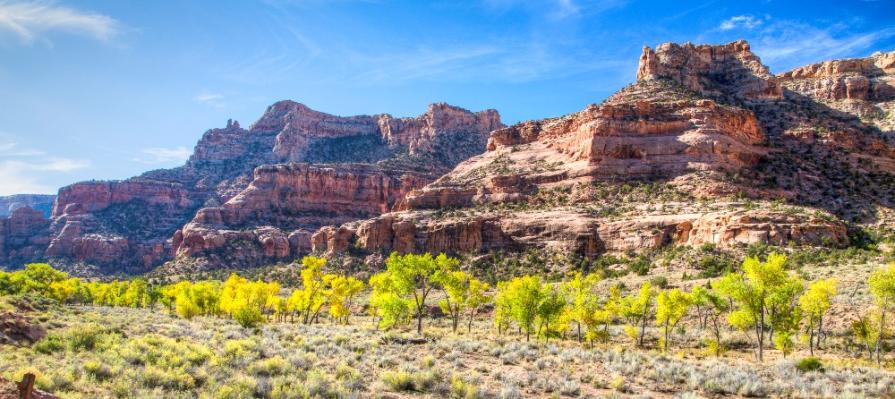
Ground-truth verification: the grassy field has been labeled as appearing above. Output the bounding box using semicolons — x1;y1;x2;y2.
2;298;895;399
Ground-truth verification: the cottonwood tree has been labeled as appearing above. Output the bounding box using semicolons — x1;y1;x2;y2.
325;274;364;325
691;285;729;356
288;256;328;324
869;264;895;364
715;252;802;361
494;280;514;336
623;281;656;347
536;285;567;342
436;270;491;334
499;275;546;342
369;271;410;329
561;272;601;343
768;273;804;358
465;278;491;334
799;278;838;355
655;288;692;353
436;270;471;333
370;252;458;334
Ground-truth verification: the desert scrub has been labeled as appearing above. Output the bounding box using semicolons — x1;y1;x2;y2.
381;369;444;393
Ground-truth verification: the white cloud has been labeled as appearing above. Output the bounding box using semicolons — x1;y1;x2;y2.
481;0;626;20
0;138;89;194
0;139;45;157
193;91;227;108
719;15;763;31
194;92;223;103
0;158;90;195
0;0;120;44
750;22;895;72
135;146;192;165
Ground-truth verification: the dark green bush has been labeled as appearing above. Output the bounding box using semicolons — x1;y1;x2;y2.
795;357;824;373
33;334;64;354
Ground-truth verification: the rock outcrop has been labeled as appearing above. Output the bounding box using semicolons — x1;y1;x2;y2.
637;40;783;100
2;102;501;273
778;50;895;132
400;77;768;211
313;209;847;256
314;40;868;260
157;103;500;272
0;207;51;266
170;164;432;269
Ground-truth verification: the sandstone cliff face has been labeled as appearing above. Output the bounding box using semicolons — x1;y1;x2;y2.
251;101;502;165
637;40;783;100
160;104;502;272
401;79;767;211
313;209;847;257
0;207;51;265
315;40;868;260
6;102;501;273
777;51;895;132
170;163;431;269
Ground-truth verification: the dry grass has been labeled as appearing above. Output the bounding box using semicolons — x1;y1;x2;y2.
2;302;894;398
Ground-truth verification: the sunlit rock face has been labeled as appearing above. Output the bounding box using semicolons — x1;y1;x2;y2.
5;101;501;274
314;40;878;260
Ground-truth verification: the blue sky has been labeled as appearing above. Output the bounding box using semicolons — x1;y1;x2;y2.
0;0;893;195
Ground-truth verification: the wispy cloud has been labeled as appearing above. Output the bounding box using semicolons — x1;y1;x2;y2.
481;0;626;20
0;0;121;45
749;22;895;71
342;35;631;86
0;139;89;194
719;15;763;31
134;146;192;165
193;91;226;108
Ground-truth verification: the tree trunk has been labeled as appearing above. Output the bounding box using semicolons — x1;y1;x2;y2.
876;307;887;365
638;316;647;347
416;308;423;334
757;308;765;362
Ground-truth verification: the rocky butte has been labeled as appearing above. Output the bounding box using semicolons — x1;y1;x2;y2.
313;41;895;261
3;40;894;275
0;102;501;274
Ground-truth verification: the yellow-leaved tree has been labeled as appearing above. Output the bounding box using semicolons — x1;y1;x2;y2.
324;274;364;324
869;264;895;364
288;256;328;324
798;278;837;355
655;288;692;353
560;272;601;343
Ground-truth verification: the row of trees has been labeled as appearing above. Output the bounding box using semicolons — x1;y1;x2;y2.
0;257;363;329
487;253;842;360
2;252;894;363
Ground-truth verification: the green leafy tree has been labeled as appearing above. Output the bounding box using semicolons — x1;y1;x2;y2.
869;264;895;364
436;270;471;333
493;280;513;335
655;288;692;353
368;270;410;330
376;252;458;334
536;285;567;342
715;252;802;361
561;272;601;343
289;256;328;324
465;278;491;334
799;278;837;355
691;285;729;356
498;275;546;342
622;281;656;347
